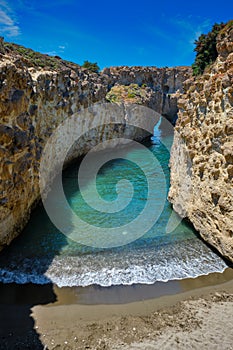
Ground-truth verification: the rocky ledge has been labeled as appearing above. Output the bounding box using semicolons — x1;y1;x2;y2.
168;21;233;262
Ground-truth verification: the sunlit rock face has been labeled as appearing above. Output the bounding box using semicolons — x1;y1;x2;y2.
0;39;190;250
169;22;233;262
103;66;191;122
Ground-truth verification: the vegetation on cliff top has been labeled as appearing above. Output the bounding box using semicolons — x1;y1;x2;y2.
3;41;81;71
106;83;148;104
192;22;226;76
3;41;100;74
82;60;100;73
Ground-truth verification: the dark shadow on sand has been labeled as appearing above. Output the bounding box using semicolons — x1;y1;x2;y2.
0;284;56;350
0;201;69;350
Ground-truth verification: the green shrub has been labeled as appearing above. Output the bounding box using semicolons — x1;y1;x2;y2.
3;41;81;71
127;92;136;98
82;60;100;73
106;83;147;104
192;22;226;76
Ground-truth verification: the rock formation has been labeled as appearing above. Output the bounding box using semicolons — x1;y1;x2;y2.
169;22;233;262
0;39;190;250
103;66;191;122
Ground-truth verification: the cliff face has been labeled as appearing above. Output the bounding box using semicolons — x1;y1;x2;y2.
103;66;191;122
169;23;233;261
0;39;190;250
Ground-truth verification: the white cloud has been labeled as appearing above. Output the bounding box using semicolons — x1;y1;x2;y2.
190;20;211;46
58;45;65;50
0;9;14;25
0;1;20;37
45;50;58;56
171;16;211;47
0;0;12;13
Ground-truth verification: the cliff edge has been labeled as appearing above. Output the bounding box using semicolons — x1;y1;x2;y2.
169;21;233;262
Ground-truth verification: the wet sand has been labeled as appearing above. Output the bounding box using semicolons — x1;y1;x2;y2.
1;268;233;349
33;291;233;350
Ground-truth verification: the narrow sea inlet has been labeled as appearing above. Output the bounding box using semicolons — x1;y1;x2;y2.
0;126;228;288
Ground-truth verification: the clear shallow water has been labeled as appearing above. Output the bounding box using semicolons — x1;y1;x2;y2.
0;129;228;287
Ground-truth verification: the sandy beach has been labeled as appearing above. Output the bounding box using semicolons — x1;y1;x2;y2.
0;10;232;350
0;268;233;349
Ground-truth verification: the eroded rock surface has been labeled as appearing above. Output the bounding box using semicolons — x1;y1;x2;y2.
0;41;190;249
169;22;233;261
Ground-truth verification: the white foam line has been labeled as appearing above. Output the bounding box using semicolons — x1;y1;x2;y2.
0;264;228;287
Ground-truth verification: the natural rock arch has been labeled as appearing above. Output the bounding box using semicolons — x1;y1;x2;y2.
0;41;191;248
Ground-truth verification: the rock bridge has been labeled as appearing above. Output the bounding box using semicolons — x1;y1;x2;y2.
0;39;191;248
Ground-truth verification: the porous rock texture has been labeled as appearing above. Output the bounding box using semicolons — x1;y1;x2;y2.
103;65;191;122
169;22;233;262
0;38;190;250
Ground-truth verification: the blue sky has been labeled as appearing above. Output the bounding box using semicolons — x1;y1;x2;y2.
0;0;232;69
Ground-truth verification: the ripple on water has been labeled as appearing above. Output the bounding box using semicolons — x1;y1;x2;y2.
0;136;228;287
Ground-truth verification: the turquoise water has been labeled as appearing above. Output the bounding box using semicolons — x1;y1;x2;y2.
0;129;228;287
